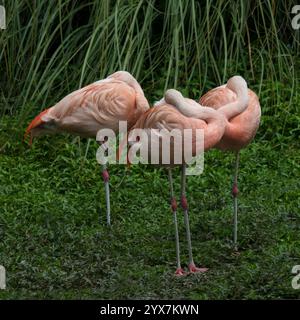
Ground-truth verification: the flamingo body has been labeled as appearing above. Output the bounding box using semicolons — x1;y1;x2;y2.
25;71;149;226
25;71;149;140
129;95;226;166
127;88;231;274
199;79;261;250
200;86;261;151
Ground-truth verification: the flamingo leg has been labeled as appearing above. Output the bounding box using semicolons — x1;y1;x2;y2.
232;151;240;251
167;169;186;276
101;164;111;226
180;165;208;274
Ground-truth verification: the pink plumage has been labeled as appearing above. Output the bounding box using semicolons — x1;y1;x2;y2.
25;71;149;142
128;90;226;166
199;76;261;251
199;81;261;151
24;71;149;227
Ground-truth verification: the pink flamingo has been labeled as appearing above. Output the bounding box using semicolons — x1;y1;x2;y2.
25;71;150;226
126;76;248;275
199;78;261;250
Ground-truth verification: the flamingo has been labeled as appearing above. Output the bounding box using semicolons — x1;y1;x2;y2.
24;71;150;226
125;76;248;275
199;78;261;251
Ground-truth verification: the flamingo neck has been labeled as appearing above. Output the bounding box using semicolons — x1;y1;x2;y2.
164;90;225;124
164;89;226;150
218;76;249;120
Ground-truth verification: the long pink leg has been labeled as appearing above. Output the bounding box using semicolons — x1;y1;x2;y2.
101;164;111;226
181;165;208;274
232;152;240;251
168;169;186;276
97;141;111;226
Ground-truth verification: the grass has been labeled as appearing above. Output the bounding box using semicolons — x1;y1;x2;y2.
0;116;299;299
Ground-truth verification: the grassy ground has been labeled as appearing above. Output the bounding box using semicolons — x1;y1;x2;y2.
0;117;299;299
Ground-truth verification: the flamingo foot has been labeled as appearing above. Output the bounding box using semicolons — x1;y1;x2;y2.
188;263;208;274
175;268;187;277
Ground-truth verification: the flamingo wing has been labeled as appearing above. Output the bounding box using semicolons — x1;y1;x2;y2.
25;72;149;141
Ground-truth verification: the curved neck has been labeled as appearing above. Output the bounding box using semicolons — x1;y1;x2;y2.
217;76;249;120
164;90;224;124
164;90;226;149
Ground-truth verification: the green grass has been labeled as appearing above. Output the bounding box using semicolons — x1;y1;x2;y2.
0;118;299;299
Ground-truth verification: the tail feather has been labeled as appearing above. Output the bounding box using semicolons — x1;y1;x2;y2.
24;108;51;145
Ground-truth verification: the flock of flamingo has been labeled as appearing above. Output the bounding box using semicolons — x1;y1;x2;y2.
25;71;261;276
